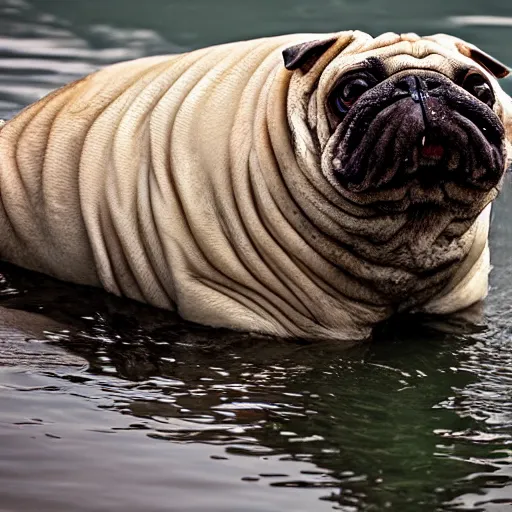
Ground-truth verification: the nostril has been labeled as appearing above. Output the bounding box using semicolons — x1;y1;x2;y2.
425;79;441;92
396;75;417;93
396;81;410;93
395;75;443;95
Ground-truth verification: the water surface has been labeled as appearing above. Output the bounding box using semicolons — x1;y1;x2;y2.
1;1;512;510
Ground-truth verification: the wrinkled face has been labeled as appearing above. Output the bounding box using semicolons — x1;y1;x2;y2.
286;33;512;219
325;64;505;213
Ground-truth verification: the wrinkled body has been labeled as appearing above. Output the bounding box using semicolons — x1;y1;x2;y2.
0;32;506;340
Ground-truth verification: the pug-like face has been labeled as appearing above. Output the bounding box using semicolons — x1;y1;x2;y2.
284;32;512;219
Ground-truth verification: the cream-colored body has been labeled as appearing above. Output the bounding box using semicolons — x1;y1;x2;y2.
0;32;504;340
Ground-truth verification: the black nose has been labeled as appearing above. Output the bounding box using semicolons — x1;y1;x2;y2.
395;75;442;102
394;75;445;133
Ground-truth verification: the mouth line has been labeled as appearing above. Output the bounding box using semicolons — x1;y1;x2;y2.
366;160;498;193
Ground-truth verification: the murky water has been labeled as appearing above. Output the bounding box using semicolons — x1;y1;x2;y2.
1;0;512;510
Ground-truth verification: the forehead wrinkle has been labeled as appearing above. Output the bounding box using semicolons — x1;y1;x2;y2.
350;36;466;64
383;54;460;77
369;39;461;60
318;37;471;93
369;31;402;47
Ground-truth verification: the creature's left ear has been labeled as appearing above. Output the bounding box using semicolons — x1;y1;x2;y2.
282;37;339;71
455;42;510;79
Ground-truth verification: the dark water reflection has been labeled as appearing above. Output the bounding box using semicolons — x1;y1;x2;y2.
2;262;512;512
1;0;512;511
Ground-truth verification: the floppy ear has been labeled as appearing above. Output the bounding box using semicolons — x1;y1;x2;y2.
455;42;510;79
282;37;338;71
500;97;512;165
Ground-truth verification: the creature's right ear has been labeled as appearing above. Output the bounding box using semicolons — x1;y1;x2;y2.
501;97;512;167
426;34;510;79
282;37;339;71
455;42;510;79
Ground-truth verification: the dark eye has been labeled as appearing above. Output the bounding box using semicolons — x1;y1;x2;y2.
330;72;377;116
462;72;494;108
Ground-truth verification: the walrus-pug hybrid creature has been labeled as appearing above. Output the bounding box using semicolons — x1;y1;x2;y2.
0;31;511;340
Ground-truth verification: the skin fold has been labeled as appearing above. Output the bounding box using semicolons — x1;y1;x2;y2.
0;30;510;341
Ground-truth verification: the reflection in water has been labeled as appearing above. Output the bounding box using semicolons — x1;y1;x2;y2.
1;0;512;510
0;259;511;511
